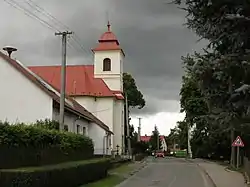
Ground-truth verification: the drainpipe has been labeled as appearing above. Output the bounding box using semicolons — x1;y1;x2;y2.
103;132;109;157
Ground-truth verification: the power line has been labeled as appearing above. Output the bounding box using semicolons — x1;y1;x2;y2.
4;0;93;63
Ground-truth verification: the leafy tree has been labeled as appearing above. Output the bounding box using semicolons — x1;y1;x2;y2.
123;72;145;109
149;126;161;150
123;73;146;153
173;0;250;164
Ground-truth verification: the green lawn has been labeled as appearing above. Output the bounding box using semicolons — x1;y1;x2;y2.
83;163;134;187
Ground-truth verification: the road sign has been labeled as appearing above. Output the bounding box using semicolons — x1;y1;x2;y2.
232;136;244;147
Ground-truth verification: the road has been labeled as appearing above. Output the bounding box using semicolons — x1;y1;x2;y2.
117;157;214;187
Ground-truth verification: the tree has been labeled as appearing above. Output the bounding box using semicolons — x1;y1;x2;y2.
123;72;145;109
173;0;250;164
123;72;146;153
149;126;161;150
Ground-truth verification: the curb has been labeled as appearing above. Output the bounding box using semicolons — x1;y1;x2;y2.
243;172;250;186
186;159;217;187
115;161;148;187
197;163;217;187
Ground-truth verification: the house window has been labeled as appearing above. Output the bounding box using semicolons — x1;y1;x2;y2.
64;125;68;131
76;125;80;134
83;127;86;135
103;58;111;71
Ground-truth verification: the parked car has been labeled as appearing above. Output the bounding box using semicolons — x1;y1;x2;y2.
155;151;164;158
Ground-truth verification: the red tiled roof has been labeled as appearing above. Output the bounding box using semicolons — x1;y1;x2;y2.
0;51;113;134
140;135;165;142
28;65;124;100
92;22;125;56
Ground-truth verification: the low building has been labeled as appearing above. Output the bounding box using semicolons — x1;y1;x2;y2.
140;135;168;151
0;51;112;155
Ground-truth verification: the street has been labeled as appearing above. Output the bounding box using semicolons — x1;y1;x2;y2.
117;157;214;187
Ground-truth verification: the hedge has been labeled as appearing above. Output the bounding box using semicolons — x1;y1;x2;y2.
0;121;94;169
0;158;110;187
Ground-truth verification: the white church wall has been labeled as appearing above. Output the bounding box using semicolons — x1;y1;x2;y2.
88;122;111;155
74;96;115;148
74;96;114;131
113;100;124;153
0;57;53;124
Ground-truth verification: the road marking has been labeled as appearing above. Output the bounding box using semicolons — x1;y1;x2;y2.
168;176;177;187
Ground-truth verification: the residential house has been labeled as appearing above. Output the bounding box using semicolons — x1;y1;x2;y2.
0;51;112;155
140;135;168;151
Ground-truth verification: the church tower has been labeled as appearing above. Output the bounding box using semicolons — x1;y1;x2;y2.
92;22;125;92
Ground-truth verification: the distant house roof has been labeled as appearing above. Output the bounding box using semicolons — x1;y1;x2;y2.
28;65;124;100
140;135;165;142
0;51;113;134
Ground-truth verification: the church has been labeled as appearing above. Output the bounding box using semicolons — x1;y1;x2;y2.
29;22;125;154
0;23;125;155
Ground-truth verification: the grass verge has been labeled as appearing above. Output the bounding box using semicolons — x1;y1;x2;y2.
84;162;134;187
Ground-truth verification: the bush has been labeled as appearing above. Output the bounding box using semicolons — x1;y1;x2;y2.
33;119;59;130
134;153;146;161
0;159;110;187
109;158;131;169
0;122;94;168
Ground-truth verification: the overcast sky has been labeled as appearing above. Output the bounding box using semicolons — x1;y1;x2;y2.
0;0;206;135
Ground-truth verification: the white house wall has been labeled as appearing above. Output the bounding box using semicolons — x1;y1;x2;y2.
0;57;53;124
52;107;89;135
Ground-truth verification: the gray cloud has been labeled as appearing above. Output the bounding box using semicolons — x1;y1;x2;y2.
0;0;206;116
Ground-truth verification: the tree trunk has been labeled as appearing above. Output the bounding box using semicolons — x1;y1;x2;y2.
230;127;235;167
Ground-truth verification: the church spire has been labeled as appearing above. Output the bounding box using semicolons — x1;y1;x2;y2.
107;21;111;32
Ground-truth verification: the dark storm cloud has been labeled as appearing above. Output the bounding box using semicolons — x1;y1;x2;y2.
0;0;206;115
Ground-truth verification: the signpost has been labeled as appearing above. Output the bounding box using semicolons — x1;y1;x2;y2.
232;136;244;169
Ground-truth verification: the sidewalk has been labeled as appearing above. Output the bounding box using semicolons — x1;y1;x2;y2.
196;160;246;187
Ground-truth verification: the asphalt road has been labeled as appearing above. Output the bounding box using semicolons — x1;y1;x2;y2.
116;157;214;187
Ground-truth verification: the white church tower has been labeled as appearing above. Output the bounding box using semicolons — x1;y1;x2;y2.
92;22;125;92
92;22;125;154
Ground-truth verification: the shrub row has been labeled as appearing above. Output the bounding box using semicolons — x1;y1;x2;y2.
109;158;131;169
0;158;110;187
0;121;94;168
134;154;146;161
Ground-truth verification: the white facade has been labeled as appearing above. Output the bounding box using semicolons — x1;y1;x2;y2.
94;50;124;92
161;138;168;152
73;48;125;154
53;107;111;155
0;54;111;155
0;56;53;124
74;95;124;153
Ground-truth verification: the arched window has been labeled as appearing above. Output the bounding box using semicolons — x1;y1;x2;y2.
103;58;111;71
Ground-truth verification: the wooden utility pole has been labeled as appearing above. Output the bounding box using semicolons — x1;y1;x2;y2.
125;93;131;157
55;31;72;131
137;117;142;142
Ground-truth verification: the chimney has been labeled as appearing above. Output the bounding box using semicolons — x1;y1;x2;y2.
3;46;17;58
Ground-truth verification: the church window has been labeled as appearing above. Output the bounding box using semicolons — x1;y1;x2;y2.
103;58;111;71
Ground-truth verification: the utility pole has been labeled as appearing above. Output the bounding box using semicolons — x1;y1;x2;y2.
125;93;131;157
55;31;72;131
137;117;142;142
187;123;192;159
